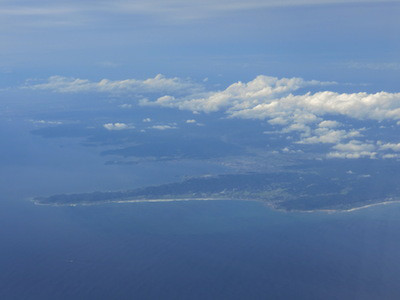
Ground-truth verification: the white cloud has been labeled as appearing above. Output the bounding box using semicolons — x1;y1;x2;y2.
139;76;400;133
326;140;400;159
333;140;376;152
144;76;400;151
281;147;303;154
231;91;400;123
31;119;63;125
268;117;288;125
119;104;133;109
382;154;400;159
318;120;341;128
299;128;361;144
103;123;133;130
186;119;197;123
151;125;177;130
282;123;312;135
25;74;202;94
327;140;377;159
142;75;334;113
359;174;371;178
139;75;400;151
25;73;400;159
379;142;400;152
142;118;152;122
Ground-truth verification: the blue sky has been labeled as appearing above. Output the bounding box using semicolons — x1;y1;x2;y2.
1;0;400;163
1;0;399;90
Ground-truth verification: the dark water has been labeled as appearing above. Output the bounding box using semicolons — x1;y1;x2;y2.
2;197;400;300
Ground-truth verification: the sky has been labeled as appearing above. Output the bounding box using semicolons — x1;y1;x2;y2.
1;0;399;87
1;0;400;165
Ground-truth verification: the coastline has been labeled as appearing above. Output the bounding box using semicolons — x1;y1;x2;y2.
31;197;234;207
280;199;400;214
336;200;400;213
30;196;400;214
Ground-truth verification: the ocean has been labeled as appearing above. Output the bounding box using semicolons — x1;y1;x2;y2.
2;197;400;299
1;114;400;299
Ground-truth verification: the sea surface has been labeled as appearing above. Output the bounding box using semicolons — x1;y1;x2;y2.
2;115;400;300
2;196;400;300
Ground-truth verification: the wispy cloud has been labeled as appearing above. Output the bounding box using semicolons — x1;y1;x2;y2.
103;122;134;130
31;119;63;125
25;74;202;95
151;124;178;130
1;0;392;15
0;6;78;17
345;61;400;71
0;0;393;25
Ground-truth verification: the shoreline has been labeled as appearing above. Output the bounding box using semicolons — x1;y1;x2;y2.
31;197;400;213
279;199;400;214
31;197;234;207
335;200;400;213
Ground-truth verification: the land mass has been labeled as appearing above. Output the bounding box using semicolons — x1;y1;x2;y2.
33;162;400;212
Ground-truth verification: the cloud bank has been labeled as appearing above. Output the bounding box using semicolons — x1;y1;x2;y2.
139;75;400;158
26;73;400;159
142;75;335;113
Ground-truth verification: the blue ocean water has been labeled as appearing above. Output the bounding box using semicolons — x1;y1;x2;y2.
2;197;400;300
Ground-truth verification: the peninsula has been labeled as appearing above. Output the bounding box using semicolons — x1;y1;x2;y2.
33;166;400;212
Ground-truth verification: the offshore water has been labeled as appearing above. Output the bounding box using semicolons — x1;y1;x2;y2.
1;115;400;299
2;197;400;300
